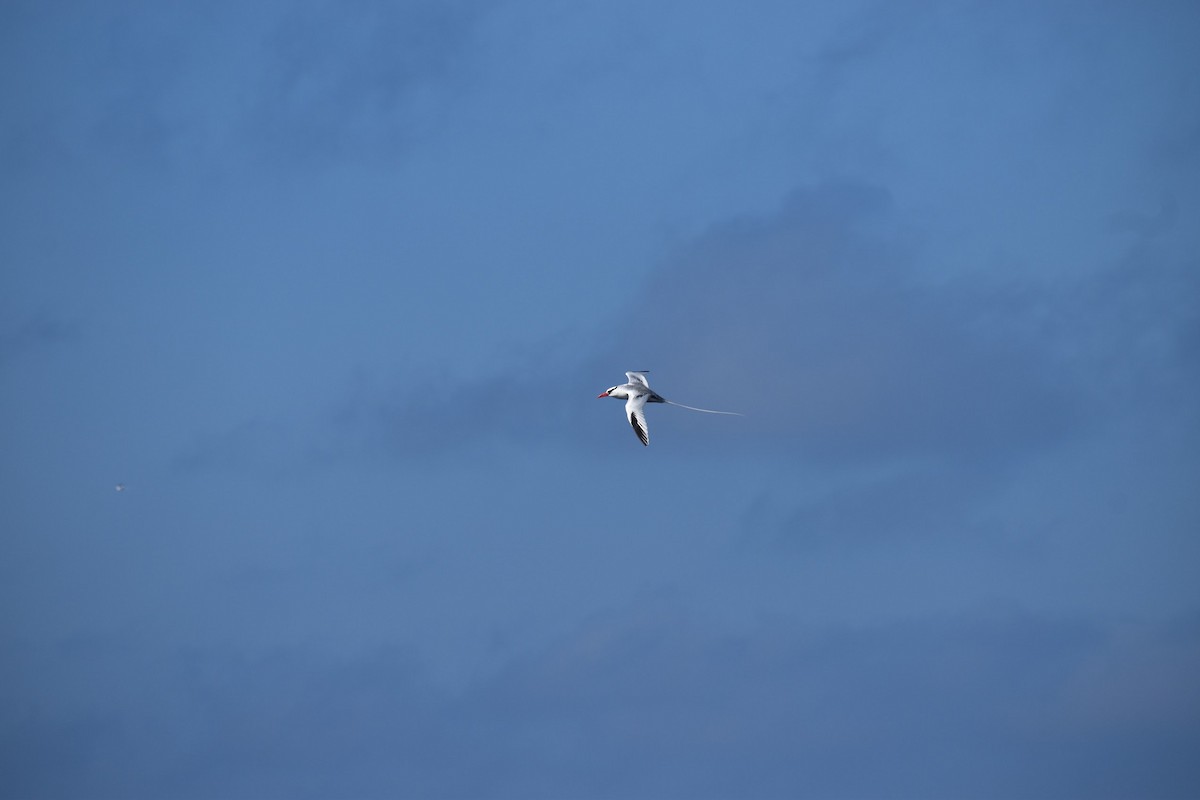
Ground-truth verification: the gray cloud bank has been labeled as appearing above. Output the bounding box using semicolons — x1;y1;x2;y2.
4;3;1199;798
5;607;1197;799
357;178;1197;468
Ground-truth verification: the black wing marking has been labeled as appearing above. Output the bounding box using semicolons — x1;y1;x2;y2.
630;411;649;446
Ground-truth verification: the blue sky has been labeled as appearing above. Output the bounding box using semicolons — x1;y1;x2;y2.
2;1;1198;797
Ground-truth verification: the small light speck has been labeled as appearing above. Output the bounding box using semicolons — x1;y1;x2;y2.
115;484;125;492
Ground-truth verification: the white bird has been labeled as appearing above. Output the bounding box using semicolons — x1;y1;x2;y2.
596;371;741;446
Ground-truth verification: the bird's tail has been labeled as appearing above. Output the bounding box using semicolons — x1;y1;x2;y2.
664;399;743;416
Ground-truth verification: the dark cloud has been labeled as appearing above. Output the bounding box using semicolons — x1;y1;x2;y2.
6;609;1196;799
0;1;486;175
320;351;619;463
814;2;909;71
171;417;305;475
5;6;1197;799
355;183;1063;460
1;641;453;800
0;3;208;174
612;181;1081;464
338;176;1197;471
0;311;80;368
248;0;485;165
468;606;1104;799
741;457;993;554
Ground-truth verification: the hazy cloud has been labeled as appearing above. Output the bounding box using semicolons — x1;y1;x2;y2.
4;4;1197;798
0;1;486;174
248;0;485;165
356;181;1078;462
610;182;1080;463
7;608;1196;799
0;312;81;368
340;172;1197;471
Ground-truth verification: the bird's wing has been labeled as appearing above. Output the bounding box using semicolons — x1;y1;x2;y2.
625;393;651;446
625;371;651;389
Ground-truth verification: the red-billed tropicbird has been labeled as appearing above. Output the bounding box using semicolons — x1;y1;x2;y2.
596;371;741;446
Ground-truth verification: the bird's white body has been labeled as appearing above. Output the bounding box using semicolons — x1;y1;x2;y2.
596;371;740;446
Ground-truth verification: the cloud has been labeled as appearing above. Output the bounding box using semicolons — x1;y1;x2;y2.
7;608;1196;799
318;351;619;464
0;3;209;174
0;1;487;175
609;181;1083;464
245;0;485;166
333;175;1198;472
447;607;1199;798
468;605;1094;798
741;456;991;554
0;311;80;368
170;417;308;475
1;640;455;800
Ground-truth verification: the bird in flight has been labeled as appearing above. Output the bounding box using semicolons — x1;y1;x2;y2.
597;371;741;446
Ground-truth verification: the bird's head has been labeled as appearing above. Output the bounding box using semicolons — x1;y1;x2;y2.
597;386;619;398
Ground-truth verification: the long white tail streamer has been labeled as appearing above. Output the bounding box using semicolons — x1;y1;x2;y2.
664;400;743;416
